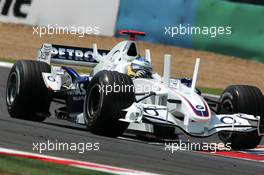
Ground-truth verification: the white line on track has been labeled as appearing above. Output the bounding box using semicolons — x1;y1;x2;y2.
203;93;220;99
0;61;13;68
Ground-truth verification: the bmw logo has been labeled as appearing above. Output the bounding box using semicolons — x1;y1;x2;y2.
196;105;204;110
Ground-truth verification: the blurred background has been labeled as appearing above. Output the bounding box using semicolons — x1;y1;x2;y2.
0;0;263;92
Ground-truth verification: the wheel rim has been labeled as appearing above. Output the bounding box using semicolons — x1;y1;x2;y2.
219;98;234;140
219;99;234;114
6;72;18;106
87;85;101;118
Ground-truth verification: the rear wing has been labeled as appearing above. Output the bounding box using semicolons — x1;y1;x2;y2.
37;43;109;67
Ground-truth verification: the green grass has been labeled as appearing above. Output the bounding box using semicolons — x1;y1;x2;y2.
0;155;112;175
198;87;223;95
0;57;17;63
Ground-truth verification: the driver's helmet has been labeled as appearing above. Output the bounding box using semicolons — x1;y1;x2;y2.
127;57;152;78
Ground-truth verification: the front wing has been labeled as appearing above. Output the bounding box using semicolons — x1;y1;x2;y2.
120;103;263;137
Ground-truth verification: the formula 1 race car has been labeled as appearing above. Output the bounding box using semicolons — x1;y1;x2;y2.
6;30;264;150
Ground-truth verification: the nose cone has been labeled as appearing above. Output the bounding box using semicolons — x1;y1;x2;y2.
176;91;211;121
188;96;211;121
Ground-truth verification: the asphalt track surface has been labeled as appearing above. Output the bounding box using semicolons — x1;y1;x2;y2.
0;67;263;175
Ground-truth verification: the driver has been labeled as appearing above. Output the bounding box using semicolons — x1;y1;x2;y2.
127;57;153;78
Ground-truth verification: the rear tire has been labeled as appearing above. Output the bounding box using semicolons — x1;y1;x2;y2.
84;70;135;137
6;60;51;122
217;85;263;149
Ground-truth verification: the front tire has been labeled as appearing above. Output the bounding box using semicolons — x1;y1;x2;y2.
6;60;51;122
217;85;263;149
84;70;135;137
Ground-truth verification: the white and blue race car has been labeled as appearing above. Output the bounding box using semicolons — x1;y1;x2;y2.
6;30;264;150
